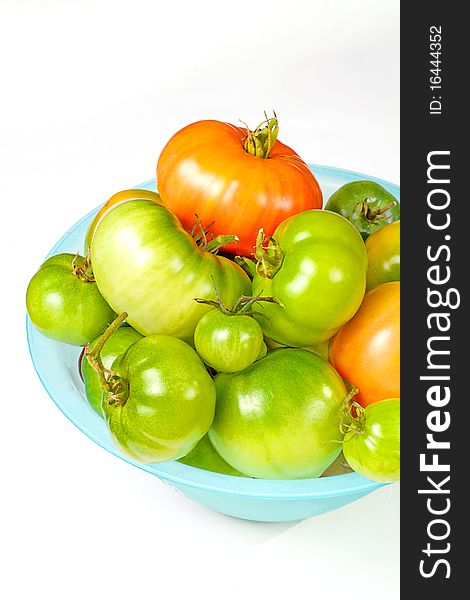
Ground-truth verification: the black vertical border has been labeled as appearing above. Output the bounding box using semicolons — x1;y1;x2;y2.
401;3;464;594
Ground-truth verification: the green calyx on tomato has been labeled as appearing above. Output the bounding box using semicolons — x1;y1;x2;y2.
90;192;251;344
251;210;368;347
242;112;279;158
365;220;400;290
325;180;400;239
341;395;400;482
26;253;117;346
209;348;346;479
234;256;257;280
85;313;216;464
189;214;239;254
193;288;276;373
81;324;143;415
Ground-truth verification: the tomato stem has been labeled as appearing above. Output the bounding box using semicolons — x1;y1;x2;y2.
206;235;239;253
194;276;280;316
232;294;280;315
355;199;397;223
234;256;256;279
190;215;239;253
242;112;279;159
339;387;366;435
254;229;284;278
85;312;130;407
72;252;95;283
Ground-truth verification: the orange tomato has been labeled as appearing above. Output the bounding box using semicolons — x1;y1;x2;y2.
156;118;322;256
330;281;400;407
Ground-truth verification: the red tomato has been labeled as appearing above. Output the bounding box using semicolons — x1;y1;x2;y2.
156;118;322;256
330;282;400;407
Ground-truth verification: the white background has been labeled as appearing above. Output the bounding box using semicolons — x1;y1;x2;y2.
0;1;399;598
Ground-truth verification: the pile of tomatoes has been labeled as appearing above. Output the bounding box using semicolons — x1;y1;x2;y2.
26;115;400;483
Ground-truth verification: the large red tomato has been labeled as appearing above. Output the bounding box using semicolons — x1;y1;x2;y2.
156;117;322;256
330;281;400;407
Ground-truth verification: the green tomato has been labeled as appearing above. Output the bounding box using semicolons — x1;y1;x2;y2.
90;195;251;344
209;348;346;479
365;220;400;290
81;325;142;415
178;434;247;477
101;334;216;464
252;210;367;347
342;398;400;482
325;180;400;239
194;310;265;373
26;253;116;346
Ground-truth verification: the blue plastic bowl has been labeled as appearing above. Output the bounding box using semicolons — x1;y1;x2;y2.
27;164;399;522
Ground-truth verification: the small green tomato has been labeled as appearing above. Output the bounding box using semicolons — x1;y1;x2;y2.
193;290;277;373
341;397;400;482
26;253;116;346
194;310;265;373
325;180;400;240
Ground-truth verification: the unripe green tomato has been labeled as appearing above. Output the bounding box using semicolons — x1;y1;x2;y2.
365;221;400;290
26;253;116;346
209;348;346;479
325;180;400;239
252;210;368;347
81;325;142;415
90;197;250;344
103;335;216;464
342;398;400;482
194;310;265;373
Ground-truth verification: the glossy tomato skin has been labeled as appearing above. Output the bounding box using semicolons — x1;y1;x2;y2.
157;120;322;256
325;180;400;239
103;335;216;463
178;434;247;477
85;188;159;251
90;195;251;344
330;281;400;407
209;348;346;479
194;310;265;373
26;253;116;346
343;398;400;482
252;210;368;347
365;220;400;290
81;325;142;414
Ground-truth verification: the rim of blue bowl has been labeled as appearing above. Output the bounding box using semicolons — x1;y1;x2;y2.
26;164;399;500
